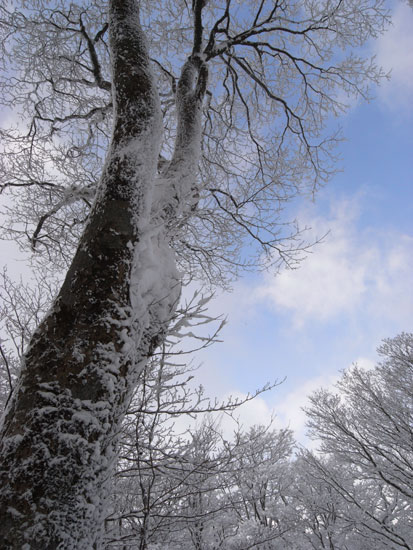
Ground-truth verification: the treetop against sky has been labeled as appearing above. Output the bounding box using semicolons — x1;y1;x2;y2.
171;0;413;440
0;0;411;427
0;1;412;547
0;0;411;434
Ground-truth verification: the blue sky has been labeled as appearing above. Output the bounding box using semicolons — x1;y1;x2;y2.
190;1;413;440
1;1;412;441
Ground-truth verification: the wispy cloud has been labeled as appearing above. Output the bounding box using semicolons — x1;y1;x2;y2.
375;2;413;113
273;373;339;442
255;195;413;329
217;392;274;439
273;354;377;443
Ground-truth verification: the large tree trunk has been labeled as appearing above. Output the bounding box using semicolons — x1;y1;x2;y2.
0;2;179;548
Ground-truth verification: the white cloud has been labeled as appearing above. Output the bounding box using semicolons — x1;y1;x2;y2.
207;353;379;444
169;390;275;444
255;196;413;328
375;2;413;112
217;392;275;439
273;373;339;442
352;356;375;371
273;352;376;444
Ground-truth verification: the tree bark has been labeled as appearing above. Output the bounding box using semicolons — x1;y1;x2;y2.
0;1;176;548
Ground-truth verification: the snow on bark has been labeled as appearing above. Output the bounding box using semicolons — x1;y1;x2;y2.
0;1;184;548
153;56;208;222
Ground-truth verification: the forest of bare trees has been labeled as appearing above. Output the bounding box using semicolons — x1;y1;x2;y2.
1;1;409;549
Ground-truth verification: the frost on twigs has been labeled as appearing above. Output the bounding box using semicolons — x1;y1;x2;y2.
1;0;390;284
0;0;392;547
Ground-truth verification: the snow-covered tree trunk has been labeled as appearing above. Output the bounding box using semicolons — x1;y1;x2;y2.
0;1;205;547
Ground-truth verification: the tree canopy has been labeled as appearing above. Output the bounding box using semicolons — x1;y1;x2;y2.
0;0;389;282
0;1;392;548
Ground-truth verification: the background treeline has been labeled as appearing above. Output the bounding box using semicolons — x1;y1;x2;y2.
1;280;411;550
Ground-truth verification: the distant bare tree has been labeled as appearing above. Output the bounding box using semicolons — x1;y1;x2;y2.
304;333;413;550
